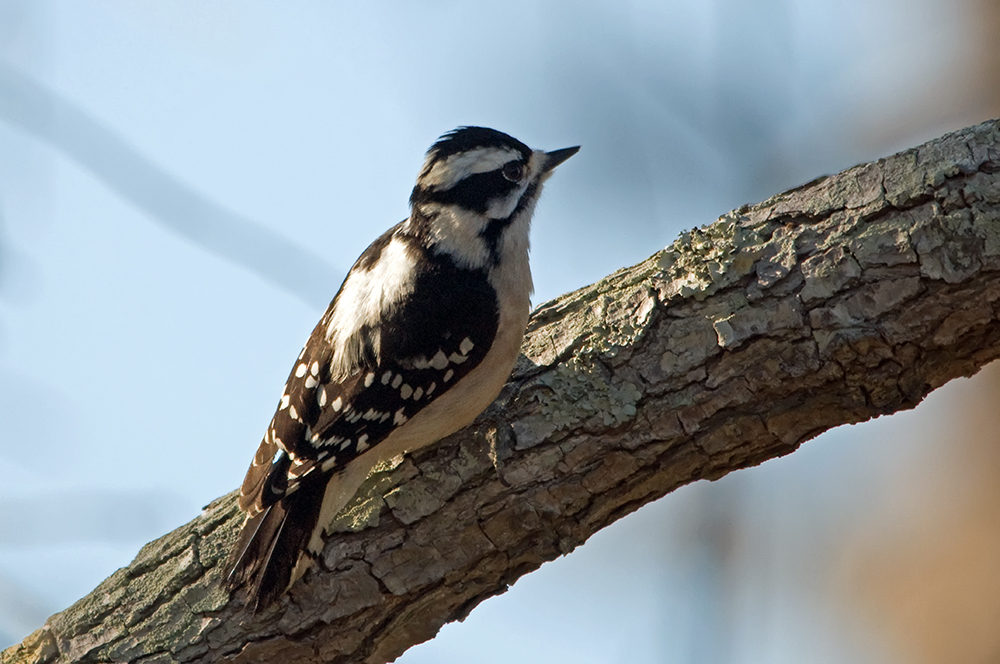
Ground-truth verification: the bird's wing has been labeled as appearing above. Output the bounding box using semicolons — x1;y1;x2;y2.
227;235;502;609
236;234;501;518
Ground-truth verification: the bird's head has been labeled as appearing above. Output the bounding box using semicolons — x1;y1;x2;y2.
407;126;578;268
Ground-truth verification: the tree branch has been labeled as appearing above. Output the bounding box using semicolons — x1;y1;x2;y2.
5;119;1000;664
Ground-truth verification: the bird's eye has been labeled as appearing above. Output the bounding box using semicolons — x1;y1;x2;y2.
502;162;524;183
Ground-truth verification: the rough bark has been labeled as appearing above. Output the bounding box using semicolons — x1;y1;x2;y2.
5;119;1000;664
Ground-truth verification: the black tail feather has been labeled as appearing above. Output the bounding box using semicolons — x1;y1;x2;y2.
225;474;327;612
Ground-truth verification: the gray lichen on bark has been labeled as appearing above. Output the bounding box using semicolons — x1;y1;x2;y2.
5;118;1000;664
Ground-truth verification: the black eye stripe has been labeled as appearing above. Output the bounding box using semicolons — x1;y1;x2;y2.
412;170;518;214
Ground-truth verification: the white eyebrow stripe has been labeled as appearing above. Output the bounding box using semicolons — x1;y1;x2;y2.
421;147;521;190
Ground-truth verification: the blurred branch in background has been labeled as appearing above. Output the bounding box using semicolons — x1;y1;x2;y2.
0;63;340;309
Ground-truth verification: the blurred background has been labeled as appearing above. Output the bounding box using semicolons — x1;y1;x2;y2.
0;0;998;661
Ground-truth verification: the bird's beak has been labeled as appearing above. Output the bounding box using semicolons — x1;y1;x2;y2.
543;146;580;172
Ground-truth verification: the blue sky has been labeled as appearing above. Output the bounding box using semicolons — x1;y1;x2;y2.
0;0;993;660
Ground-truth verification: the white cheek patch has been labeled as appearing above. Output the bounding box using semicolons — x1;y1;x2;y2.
427;207;491;269
421;147;521;190
486;186;527;219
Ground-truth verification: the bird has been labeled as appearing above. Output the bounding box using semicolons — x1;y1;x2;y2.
224;126;578;611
